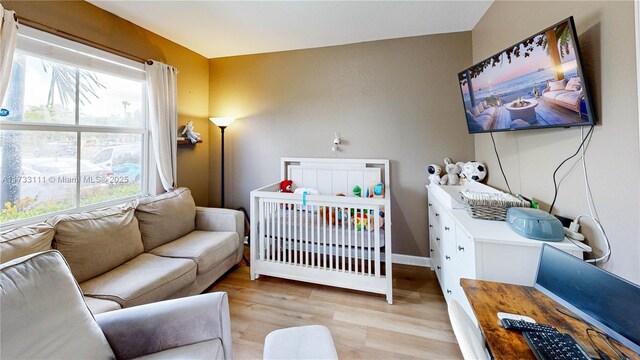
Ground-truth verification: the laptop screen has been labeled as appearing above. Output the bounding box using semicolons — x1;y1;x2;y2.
535;244;640;355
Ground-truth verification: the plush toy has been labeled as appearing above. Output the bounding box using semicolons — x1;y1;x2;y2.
181;121;201;144
279;180;293;193
319;207;336;225
440;158;462;186
353;213;368;231
366;206;385;230
337;208;349;224
366;182;384;198
352;185;362;197
427;164;442;185
462;161;487;182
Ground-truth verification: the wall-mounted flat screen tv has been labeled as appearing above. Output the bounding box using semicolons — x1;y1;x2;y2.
458;16;596;134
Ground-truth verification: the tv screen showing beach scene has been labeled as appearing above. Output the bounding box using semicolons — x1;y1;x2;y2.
459;17;595;134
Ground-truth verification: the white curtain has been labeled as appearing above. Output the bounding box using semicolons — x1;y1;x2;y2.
145;61;178;192
0;4;18;104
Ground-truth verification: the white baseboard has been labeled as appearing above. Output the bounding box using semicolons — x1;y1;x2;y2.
391;254;431;268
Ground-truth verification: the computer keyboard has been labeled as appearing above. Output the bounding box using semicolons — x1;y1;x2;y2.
523;331;591;360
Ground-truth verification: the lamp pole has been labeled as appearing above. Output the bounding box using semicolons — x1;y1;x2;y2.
210;117;235;208
219;125;226;208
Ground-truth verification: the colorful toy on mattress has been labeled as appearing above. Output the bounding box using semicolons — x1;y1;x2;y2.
349;207;385;230
365;182;384;198
353;212;368;230
279;180;296;210
335;193;347;225
337;208;349;224
375;206;385;228
279;180;293;193
319;206;336;225
352;185;362;197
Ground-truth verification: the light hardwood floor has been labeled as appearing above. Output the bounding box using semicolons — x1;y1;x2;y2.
208;262;463;359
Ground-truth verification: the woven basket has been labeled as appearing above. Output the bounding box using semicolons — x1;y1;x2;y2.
459;190;530;221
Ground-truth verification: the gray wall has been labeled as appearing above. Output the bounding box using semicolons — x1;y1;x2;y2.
209;32;474;257
472;1;639;283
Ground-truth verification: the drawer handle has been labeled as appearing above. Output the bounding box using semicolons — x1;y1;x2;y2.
435;213;439;217
437;266;441;270
458;246;465;251
445;255;451;260
436;237;440;241
428;203;432;206
429;225;433;228
444;226;450;231
446;289;452;294
430;249;434;253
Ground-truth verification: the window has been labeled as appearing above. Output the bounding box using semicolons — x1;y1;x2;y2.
0;27;147;226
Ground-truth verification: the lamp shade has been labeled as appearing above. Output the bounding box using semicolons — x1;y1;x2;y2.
209;117;236;128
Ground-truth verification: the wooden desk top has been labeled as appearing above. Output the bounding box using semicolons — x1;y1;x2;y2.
461;278;639;360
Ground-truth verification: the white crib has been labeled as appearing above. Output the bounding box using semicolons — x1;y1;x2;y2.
250;158;393;304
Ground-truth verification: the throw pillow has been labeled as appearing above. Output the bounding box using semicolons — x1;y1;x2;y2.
548;79;567;92
1;223;54;263
135;187;196;251
48;203;143;283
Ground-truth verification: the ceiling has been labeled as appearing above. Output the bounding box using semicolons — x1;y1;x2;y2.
88;1;493;59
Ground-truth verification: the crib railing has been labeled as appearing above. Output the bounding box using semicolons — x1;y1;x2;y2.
250;183;393;303
259;200;383;275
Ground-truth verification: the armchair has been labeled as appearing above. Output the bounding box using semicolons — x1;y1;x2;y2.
0;250;232;359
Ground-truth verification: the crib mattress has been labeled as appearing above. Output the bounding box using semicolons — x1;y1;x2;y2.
260;211;386;249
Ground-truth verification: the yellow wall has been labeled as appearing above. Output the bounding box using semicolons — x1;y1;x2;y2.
2;0;211;205
209;33;475;257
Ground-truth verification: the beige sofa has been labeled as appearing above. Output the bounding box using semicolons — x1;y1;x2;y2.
0;187;244;314
1;250;233;359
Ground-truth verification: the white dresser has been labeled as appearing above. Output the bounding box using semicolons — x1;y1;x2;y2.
426;183;591;321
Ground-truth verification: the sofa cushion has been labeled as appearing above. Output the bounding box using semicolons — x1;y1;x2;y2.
0;251;115;359
136;187;196;251
475;114;493;130
565;77;581;91
48;204;144;283
0;223;54;263
548;79;567;92
84;296;122;314
479;106;496;118
81;253;197;308
134;339;224;360
150;230;239;274
471;105;482;118
543;90;565;100
555;91;582;106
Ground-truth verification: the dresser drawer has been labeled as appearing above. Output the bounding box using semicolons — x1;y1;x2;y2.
455;227;475;267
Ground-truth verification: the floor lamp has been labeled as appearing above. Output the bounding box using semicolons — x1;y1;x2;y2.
209;117;235;208
210;117;250;266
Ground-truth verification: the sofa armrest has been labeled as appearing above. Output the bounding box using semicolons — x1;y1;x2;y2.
196;207;244;262
95;292;233;360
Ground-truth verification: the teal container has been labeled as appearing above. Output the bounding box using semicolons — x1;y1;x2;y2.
506;207;564;242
